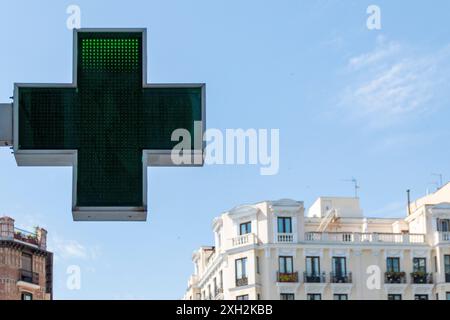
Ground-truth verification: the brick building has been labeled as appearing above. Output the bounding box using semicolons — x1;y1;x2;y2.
0;216;53;300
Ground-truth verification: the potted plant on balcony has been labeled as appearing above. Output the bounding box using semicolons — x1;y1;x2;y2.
411;271;427;284
386;271;405;283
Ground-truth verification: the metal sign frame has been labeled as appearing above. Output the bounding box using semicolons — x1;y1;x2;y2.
12;28;206;221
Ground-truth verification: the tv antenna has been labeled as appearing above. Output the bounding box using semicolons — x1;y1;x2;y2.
342;178;360;198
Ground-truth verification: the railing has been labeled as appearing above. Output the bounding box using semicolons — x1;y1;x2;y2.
19;269;39;285
330;272;352;284
277;233;294;243
231;233;256;247
305;232;426;244
214;287;223;297
436;231;450;243
277;272;299;283
303;272;326;283
384;272;407;284
13;228;39;246
236;277;248;287
410;272;433;284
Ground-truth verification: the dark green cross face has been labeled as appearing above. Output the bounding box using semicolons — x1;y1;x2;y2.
14;29;204;221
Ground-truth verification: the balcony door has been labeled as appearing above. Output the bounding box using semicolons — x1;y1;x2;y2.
386;257;400;273
277;217;292;234
438;219;450;232
235;258;248;286
413;258;426;273
332;257;347;277
445;255;450;282
239;222;251;235
306;256;320;278
279;256;294;274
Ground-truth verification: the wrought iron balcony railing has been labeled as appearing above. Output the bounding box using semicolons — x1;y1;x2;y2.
330;272;352;283
303;272;326;283
235;277;248;287
410;272;433;284
277;272;299;283
384;271;406;284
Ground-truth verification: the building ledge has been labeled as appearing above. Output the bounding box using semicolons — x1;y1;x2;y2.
17;280;40;290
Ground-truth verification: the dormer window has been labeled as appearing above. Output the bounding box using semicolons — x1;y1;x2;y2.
277;217;292;234
239;222;252;235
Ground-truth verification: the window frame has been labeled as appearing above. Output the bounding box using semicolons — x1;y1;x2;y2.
386;257;401;273
277;217;292;234
239;221;252;235
278;256;294;274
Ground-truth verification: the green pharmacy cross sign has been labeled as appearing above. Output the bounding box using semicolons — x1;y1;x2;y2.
12;29;205;221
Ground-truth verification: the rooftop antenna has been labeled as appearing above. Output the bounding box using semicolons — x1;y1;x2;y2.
343;178;360;198
431;173;443;188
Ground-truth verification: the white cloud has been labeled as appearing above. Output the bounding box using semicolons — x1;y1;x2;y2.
49;236;100;261
339;36;450;127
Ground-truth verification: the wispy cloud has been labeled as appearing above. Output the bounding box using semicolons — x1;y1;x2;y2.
339;35;450;127
49;236;100;261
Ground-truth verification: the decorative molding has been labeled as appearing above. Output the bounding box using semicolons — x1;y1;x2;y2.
303;248;323;258
384;249;403;259
330;283;353;294
411;284;434;295
383;284;408;294
304;283;327;295
276;247;297;258
228;205;260;221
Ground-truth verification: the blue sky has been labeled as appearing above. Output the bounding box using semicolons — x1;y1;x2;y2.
1;0;450;299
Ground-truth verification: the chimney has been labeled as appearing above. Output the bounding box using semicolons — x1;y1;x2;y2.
36;227;47;250
407;189;411;216
0;216;15;239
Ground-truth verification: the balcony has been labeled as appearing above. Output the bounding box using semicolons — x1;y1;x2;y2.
19;269;39;285
303;272;326;283
410;272;433;284
330;272;352;284
384;272;406;284
231;233;257;247
305;232;426;244
277;272;299;283
277;233;294;243
13;228;39;246
236;277;248;287
435;231;450;244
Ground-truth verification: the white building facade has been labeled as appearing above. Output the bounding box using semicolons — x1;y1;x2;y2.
183;184;450;300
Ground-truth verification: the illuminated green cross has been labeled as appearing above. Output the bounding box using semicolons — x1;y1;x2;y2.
13;29;205;221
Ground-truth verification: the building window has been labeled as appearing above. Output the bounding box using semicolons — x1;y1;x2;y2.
388;294;402;301
256;256;260;274
445;255;450;282
236;295;249;300
21;292;33;300
277;217;292;234
332;257;347;277
438;219;450;231
208;284;212;300
21;253;32;271
280;293;295;300
446;292;450;300
415;294;428;300
333;294;348;300
279;256;294;274
213;278;217;297
307;294;321;300
239;222;251;235
257;293;261;300
413;258;426;273
386;257;400;273
235;258;248;286
305;256;320;280
219;270;223;289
